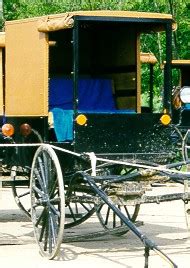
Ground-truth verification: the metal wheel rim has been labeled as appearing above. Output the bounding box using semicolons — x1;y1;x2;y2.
30;144;65;259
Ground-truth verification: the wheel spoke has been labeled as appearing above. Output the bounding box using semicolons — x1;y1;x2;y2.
96;202;140;235
37;156;47;191
80;202;92;212
17;190;30;198
39;210;48;242
48;215;53;253
124;205;131;220
75;203;79;214
49;203;61;218
49;178;58;198
50;197;61;205
42;152;49;186
49;212;58;246
33;168;46;192
105;206;110;225
68;204;77;222
32;185;44;197
35;207;46;227
118;205;123;226
113;211;116;228
44;217;49;252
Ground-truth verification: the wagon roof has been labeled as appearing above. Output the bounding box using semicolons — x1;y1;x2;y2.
5;10;173;25
0;32;5;47
5;10;175;34
140;53;158;65
171;59;190;68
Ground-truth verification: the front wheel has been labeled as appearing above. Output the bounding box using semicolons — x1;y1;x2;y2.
30;144;65;259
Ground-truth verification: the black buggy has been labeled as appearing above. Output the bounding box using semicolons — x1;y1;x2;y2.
0;10;190;268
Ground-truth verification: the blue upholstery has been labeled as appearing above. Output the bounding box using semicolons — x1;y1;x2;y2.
49;78;115;110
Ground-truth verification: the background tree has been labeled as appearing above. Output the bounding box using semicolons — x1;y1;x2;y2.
2;0;189;60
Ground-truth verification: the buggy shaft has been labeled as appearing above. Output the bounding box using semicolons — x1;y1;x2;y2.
81;172;178;268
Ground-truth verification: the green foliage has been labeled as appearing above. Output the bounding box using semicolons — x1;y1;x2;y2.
141;92;163;112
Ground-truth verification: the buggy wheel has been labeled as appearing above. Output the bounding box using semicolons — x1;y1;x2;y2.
30;144;65;259
11;129;42;218
184;179;190;231
183;131;190;230
169;125;183;168
96;203;140;234
64;191;95;229
11;166;31;218
182;129;190;164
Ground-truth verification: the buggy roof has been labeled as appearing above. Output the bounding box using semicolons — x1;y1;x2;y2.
6;10;174;33
6;10;173;23
0;32;5;47
171;60;190;68
140;53;158;65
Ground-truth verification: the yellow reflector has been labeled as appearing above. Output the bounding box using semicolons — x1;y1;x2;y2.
2;123;15;137
76;114;87;126
160;114;171;126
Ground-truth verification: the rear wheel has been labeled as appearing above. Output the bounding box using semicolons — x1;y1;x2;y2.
30;144;65;259
96;203;140;234
64;189;95;229
11;129;42;217
169;125;183;167
11;166;31;218
182;129;190;163
184;179;190;231
182;130;190;230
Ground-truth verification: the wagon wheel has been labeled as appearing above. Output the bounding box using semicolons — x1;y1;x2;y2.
94;164;141;234
58;158;96;228
11;166;31;218
30;144;65;259
160;124;183;168
11;129;42;218
184;179;190;231
95;202;140;234
182;129;190;164
182;130;190;230
169;125;183;167
64;190;95;229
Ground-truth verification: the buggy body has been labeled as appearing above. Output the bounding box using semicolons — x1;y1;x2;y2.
0;11;177;167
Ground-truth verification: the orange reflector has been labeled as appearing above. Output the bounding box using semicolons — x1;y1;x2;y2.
20;123;32;137
76;114;87;126
160;114;171;126
2;123;15;137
